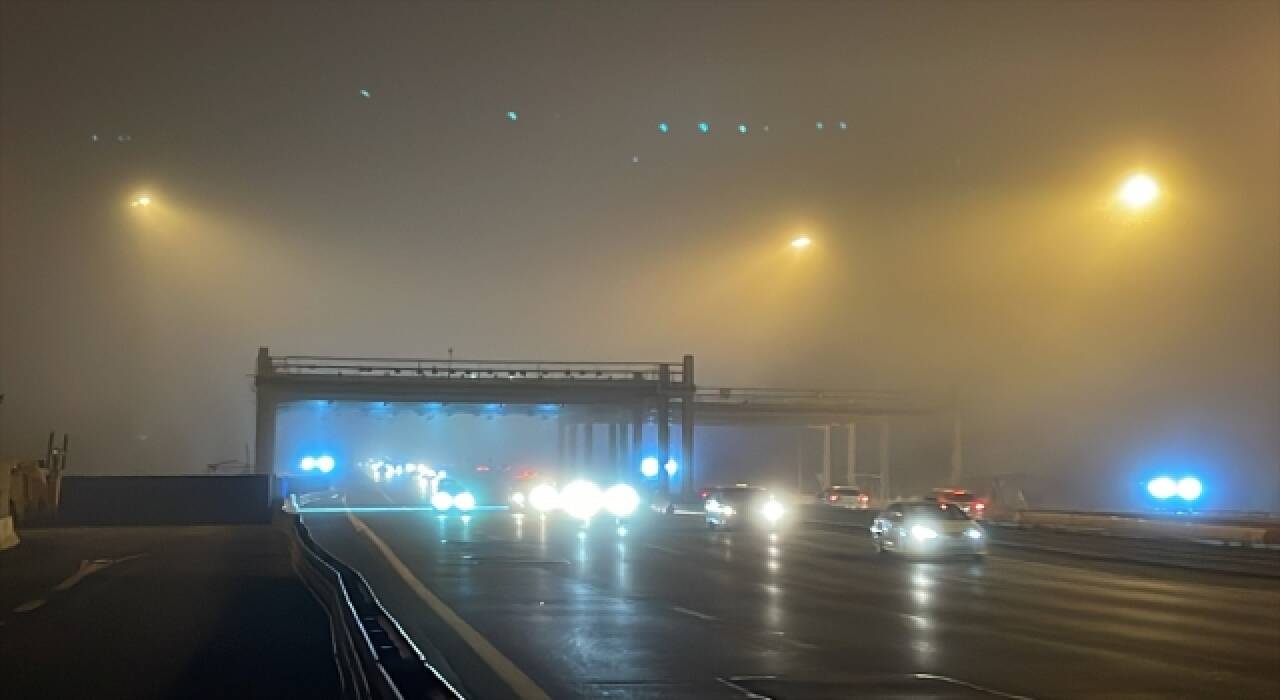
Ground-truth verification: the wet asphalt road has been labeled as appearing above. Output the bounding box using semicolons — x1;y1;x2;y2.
304;509;1280;699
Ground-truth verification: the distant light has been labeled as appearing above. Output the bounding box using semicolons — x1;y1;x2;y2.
640;457;660;478
359;89;371;98
697;121;710;134
510;492;526;506
815;121;824;130
560;480;603;521
316;455;336;473
736;123;747;134
1118;173;1159;210
911;525;938;540
603;484;640;517
529;484;559;513
657;122;670;133
506;110;519;121
616;525;628;537
431;491;454;510
1147;476;1177;500
299;457;316;471
664;459;678;477
965;527;983;539
762;500;784;522
791;235;813;249
455;492;477;511
130;194;152;208
838;121;848;130
631;156;640;164
1176;477;1203;502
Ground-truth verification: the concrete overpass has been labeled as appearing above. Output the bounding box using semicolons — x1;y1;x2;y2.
253;348;958;500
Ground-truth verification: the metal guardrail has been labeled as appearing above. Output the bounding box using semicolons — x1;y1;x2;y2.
287;514;464;700
271;355;689;385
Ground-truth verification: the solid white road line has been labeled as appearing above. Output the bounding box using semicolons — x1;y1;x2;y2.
671;605;717;621
346;512;552;700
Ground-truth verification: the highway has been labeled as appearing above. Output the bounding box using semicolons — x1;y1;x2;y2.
302;505;1280;699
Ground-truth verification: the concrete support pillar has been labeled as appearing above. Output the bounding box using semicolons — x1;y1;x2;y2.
657;399;670;495
557;417;566;467
631;404;644;479
949;415;964;485
608;421;619;480
566;423;578;470
254;389;278;477
821;424;832;489
680;397;695;500
846;422;857;488
879;418;891;501
584;421;594;474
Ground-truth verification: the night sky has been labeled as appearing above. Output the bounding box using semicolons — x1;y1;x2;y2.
2;1;1276;508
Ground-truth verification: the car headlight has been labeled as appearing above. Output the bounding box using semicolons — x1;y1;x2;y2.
603;484;640;517
431;491;454;510
965;527;983;539
762;500;785;522
720;505;737;516
705;498;720;514
559;480;602;521
316;456;336;473
911;525;938;540
299;457;317;471
528;484;559;513
510;492;526;506
454;492;476;511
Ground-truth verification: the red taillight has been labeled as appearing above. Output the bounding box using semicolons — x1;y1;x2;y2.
859;495;869;503
975;502;985;510
828;495;839;502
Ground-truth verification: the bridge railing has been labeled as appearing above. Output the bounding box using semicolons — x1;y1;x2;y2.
270;356;689;385
696;387;950;412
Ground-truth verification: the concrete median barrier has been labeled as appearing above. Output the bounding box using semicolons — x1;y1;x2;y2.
58;475;271;526
1008;510;1279;546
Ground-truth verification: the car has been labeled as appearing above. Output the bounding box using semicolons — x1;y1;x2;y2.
870;501;987;559
817;485;871;509
704;486;787;530
931;488;987;519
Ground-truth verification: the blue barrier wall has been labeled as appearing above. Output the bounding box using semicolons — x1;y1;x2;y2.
58;475;271;525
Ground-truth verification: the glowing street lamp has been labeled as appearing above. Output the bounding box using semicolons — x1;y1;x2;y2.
790;235;813;249
130;194;153;208
1117;173;1159;210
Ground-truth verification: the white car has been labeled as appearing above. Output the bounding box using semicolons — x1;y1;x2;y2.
870;501;986;559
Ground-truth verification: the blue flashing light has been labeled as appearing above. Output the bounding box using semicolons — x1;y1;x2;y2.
506;110;519;121
316;455;336;473
299;456;317;471
1147;476;1176;499
664;458;678;477
640;457;660;478
1176;477;1203;501
658;122;670;133
697;122;710;134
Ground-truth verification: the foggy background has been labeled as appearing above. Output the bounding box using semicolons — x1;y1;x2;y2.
2;1;1276;510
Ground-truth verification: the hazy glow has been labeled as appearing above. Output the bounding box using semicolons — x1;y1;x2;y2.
911;525;938;540
454;491;477;511
299;456;316;471
790;235;812;249
316;455;335;473
1147;476;1177;499
560;480;603;521
1118;173;1159;209
603;483;640;517
431;491;454;510
131;194;152;208
528;484;559;513
1176;477;1203;501
640;457;660;478
761;499;784;522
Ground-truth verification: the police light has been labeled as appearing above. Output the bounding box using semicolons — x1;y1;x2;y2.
640;457;660;478
664;459;678;477
1176;477;1202;502
1146;476;1177;500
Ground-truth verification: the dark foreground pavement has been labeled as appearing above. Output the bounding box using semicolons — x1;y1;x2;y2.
305;509;1280;700
0;524;339;699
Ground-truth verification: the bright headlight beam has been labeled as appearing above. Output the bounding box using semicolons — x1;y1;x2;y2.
762;500;785;522
640;457;660;478
603;484;640;518
560;480;603;521
299;457;316;471
316;456;336;473
528;484;559;513
431;491;454;511
454;492;477;512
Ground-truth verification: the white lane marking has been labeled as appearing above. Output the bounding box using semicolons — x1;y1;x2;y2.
715;676;773;699
914;673;1036;699
13;599;46;613
671;605;717;621
54;554;144;592
645;544;683;556
346;512;552;700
